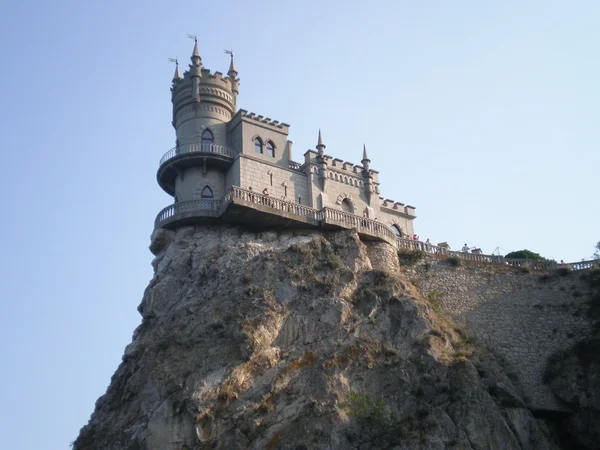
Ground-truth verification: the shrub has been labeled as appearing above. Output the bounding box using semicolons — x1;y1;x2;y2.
556;267;572;277
446;256;461;267
398;249;424;266
505;249;544;260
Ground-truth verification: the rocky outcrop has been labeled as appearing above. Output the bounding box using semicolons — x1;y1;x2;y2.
74;226;559;449
543;268;600;450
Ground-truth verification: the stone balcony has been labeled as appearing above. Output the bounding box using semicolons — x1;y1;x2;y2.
156;143;238;195
154;186;396;245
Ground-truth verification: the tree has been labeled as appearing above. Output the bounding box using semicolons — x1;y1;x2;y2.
594;241;600;260
505;249;544;260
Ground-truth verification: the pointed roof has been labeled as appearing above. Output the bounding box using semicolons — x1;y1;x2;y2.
362;144;370;161
190;37;201;65
172;61;182;82
317;129;324;147
228;55;237;74
192;38;200;58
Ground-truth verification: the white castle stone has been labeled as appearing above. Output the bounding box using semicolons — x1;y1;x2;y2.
156;40;416;240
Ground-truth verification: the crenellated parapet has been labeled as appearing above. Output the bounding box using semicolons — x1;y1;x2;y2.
379;197;417;218
237;109;290;132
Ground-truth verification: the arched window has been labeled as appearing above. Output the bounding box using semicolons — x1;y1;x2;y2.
392;225;402;237
201;129;214;150
254;137;263;154
341;198;353;213
200;186;214;198
266;141;275;157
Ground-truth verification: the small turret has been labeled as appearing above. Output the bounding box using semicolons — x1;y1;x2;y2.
227;52;239;109
361;144;370;171
316;130;328;190
316;129;326;156
189;38;202;101
362;144;373;204
172;60;182;83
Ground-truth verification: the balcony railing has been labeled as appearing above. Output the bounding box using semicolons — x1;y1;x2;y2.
154;199;222;227
322;208;396;242
226;186;322;223
159;143;237;166
397;238;598;271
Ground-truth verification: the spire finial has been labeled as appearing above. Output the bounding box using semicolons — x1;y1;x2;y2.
362;144;369;162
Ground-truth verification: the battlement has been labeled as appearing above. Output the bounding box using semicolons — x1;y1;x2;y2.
199;68;234;89
238;109;290;132
303;150;381;182
380;197;416;218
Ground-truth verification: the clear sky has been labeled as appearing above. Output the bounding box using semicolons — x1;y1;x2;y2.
0;1;598;448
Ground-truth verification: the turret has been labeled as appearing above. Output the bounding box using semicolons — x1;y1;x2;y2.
316;130;328;190
189;38;202;101
171;60;182;84
361;144;373;204
227;53;239;109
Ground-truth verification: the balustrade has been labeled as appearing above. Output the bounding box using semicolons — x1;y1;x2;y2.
154;199;222;227
159;142;237;166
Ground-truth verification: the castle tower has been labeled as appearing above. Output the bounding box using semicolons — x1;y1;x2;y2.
157;39;240;204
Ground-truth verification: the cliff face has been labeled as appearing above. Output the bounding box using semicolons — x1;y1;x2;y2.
74;227;558;450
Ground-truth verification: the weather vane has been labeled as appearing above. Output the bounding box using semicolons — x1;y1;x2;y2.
187;34;197;42
168;57;178;65
224;48;234;58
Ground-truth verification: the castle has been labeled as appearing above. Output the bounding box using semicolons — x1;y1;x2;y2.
155;39;416;244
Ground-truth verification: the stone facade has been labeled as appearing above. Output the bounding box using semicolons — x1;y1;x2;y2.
405;257;594;411
159;42;416;236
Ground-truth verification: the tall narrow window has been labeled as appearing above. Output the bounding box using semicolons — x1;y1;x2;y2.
269;173;273;186
284;186;288;197
254;137;263;154
298;196;302;205
266;141;275;157
201;129;214;151
200;186;214;198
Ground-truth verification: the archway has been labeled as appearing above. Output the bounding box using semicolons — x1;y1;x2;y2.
391;224;403;237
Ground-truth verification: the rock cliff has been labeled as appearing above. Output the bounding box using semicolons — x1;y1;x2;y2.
74;227;559;449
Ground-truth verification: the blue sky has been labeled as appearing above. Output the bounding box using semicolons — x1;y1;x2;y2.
0;1;598;448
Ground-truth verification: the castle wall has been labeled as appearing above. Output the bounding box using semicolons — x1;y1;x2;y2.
315;168;372;216
238;155;309;204
175;167;226;202
407;258;594;411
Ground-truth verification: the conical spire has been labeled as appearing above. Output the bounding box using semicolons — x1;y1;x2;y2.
362;144;370;162
228;54;237;75
190;37;201;66
316;129;326;155
172;60;182;82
